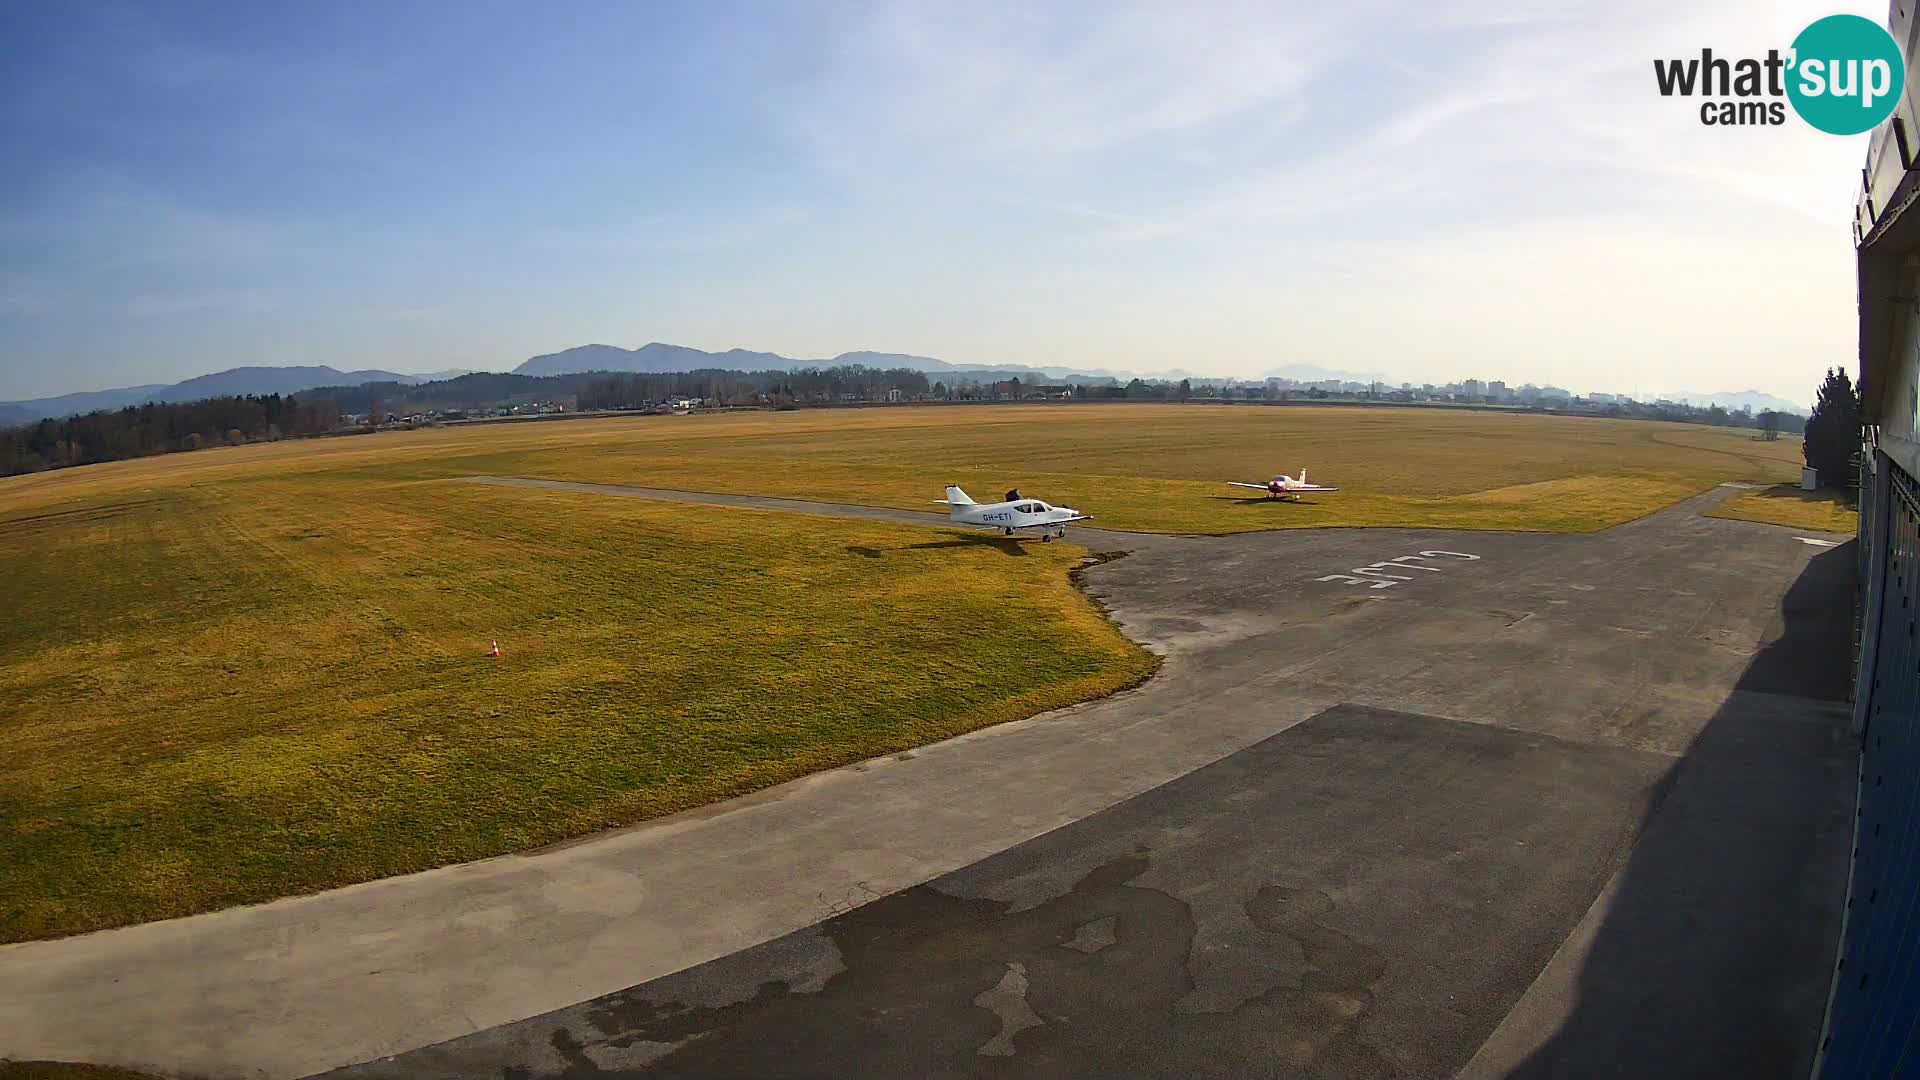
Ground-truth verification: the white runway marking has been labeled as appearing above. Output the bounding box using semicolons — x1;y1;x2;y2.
1316;550;1481;589
1795;537;1841;548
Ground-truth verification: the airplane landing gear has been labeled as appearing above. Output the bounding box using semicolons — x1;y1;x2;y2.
1004;527;1015;536
1041;533;1052;543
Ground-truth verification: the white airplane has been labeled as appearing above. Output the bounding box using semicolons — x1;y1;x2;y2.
935;486;1091;541
1228;468;1339;501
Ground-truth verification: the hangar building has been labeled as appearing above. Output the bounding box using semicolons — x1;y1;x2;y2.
1832;3;1920;1072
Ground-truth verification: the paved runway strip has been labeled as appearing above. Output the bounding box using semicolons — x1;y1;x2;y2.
325;705;1675;1078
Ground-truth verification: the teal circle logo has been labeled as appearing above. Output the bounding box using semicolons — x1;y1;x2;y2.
1787;14;1905;135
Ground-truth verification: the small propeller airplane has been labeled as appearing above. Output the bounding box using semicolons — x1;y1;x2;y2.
935;486;1091;541
1228;468;1339;501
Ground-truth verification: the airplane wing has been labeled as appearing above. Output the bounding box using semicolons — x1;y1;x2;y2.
1293;485;1339;492
1227;482;1271;491
1010;515;1094;529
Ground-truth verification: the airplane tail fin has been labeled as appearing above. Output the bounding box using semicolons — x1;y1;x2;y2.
1299;468;1307;484
939;485;975;515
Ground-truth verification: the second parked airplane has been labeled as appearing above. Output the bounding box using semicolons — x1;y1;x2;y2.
1228;468;1339;501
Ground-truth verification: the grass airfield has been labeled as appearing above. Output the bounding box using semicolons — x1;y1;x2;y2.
1;475;1150;942
0;404;1803;942
0;404;1802;534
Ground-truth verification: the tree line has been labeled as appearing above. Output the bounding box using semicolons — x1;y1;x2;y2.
286;365;941;414
578;365;934;409
295;371;567;413
0;394;341;477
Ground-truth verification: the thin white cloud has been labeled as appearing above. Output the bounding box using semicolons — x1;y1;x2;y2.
790;2;1348;180
743;0;1874;400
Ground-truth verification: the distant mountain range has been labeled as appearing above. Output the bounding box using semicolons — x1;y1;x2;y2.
1;343;1813;428
0;366;475;425
512;342;1108;382
1262;363;1393;385
1666;390;1807;415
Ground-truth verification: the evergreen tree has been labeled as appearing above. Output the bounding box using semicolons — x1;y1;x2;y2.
1802;367;1861;488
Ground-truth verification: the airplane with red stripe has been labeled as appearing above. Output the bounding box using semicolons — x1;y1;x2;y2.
1228;468;1339;501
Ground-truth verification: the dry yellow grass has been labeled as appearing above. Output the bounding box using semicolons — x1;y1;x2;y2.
0;474;1152;942
1709;484;1859;533
0;404;1803;533
459;405;1801;533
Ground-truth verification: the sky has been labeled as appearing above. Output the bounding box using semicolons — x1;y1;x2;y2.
0;1;1884;405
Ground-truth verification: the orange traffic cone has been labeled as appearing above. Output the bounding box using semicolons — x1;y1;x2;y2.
488;639;502;658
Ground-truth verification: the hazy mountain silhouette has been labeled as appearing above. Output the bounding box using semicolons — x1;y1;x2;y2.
512;342;1097;380
1;366;461;424
1668;390;1806;415
2;344;1810;429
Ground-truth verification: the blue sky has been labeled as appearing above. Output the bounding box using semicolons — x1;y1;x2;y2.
0;1;1880;403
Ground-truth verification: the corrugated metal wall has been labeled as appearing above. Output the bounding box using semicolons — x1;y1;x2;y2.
1819;459;1920;1077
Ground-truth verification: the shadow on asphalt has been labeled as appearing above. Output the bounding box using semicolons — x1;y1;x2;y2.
1501;543;1858;1080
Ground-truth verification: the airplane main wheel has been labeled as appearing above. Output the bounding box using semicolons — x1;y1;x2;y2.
1041;534;1052;543
1004;527;1014;536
